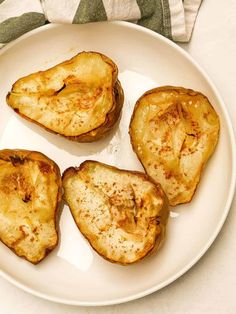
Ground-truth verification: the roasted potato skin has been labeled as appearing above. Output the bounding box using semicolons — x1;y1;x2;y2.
0;149;62;264
129;86;220;206
6;51;124;143
62;161;169;265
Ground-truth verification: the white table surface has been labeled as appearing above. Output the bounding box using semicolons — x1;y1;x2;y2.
0;0;236;313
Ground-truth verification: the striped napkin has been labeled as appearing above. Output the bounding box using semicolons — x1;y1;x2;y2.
0;0;202;48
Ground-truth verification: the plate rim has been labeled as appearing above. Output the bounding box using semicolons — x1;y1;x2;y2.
0;21;235;306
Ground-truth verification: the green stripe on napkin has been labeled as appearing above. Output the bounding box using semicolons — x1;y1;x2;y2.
136;0;172;39
73;0;107;24
162;0;172;39
0;12;45;43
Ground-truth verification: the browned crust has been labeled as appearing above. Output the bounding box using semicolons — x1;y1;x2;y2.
0;149;62;264
129;86;220;206
62;160;169;265
6;51;124;143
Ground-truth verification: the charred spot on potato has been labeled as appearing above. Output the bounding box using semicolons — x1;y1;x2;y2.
22;193;31;203
56;83;66;94
13;108;20;114
10;155;25;166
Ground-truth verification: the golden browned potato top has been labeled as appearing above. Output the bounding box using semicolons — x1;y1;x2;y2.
62;161;169;265
6;52;119;139
130;86;220;206
0;149;61;263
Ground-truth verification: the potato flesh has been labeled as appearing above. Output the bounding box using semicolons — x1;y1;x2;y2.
63;162;168;265
0;151;60;263
130;88;220;206
7;52;116;136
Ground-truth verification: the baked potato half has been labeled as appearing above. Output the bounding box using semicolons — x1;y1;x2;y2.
0;149;62;264
130;86;220;206
62;161;169;265
6;52;124;142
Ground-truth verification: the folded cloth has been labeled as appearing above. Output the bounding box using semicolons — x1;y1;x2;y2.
0;0;202;48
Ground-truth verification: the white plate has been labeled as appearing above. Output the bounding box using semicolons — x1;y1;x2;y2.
0;22;235;306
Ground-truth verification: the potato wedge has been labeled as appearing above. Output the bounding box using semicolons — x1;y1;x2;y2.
6;52;124;142
0;149;62;263
62;161;169;265
130;86;220;206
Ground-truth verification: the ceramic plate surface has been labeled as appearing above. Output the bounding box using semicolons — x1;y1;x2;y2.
0;22;235;306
